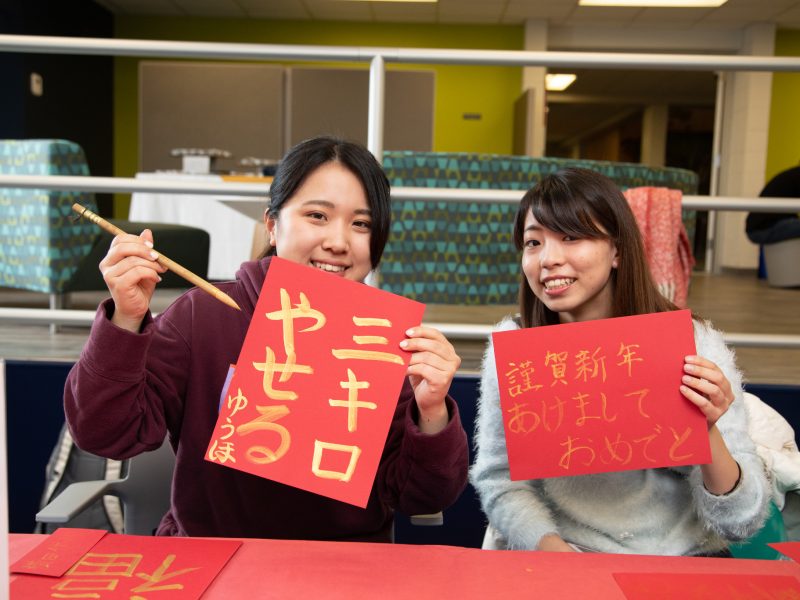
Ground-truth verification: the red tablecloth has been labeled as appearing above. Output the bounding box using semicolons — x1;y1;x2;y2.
9;533;800;599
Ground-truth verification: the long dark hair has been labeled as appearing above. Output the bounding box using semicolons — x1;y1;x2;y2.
513;168;677;328
259;136;391;269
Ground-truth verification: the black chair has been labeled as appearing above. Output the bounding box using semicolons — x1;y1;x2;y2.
0;138;210;310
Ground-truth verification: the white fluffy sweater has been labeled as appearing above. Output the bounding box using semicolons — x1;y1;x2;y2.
470;317;770;555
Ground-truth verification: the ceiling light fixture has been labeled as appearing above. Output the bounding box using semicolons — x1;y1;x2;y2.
579;0;726;6
545;74;577;92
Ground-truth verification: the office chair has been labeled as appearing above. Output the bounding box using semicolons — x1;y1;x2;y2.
36;438;175;536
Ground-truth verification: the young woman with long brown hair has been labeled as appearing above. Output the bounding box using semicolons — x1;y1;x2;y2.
471;168;769;556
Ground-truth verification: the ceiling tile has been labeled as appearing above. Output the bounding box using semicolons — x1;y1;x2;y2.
109;0;185;16
238;0;312;19
173;0;245;17
698;4;791;21
306;1;373;20
438;15;503;24
437;0;503;5
566;6;640;23
95;0;800;28
510;0;575;7
370;2;438;19
437;6;503;19
723;0;795;7
629;7;712;24
774;6;800;26
504;3;577;21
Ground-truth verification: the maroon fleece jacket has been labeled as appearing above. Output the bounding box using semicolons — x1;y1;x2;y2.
65;257;468;541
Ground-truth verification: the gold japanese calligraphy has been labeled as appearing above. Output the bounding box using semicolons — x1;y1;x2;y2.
501;342;692;472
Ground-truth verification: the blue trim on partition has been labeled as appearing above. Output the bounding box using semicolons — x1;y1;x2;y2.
5;360;73;533
395;377;800;548
746;383;800;404
394;374;485;548
746;383;800;430
4;362;798;545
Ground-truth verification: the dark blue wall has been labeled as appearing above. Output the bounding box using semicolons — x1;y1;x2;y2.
394;374;485;547
0;0;114;213
5;360;73;533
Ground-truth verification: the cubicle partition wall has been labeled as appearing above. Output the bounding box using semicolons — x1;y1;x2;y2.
139;61;435;174
284;66;434;153
139;62;285;173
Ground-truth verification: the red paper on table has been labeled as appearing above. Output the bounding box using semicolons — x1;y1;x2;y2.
10;533;241;599
205;257;425;507
613;572;800;599
770;542;800;562
10;527;107;576
493;309;710;480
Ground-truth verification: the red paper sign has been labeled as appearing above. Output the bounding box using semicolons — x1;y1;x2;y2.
770;542;800;563
613;572;800;599
10;533;241;599
205;257;425;507
493;309;711;479
10;528;107;576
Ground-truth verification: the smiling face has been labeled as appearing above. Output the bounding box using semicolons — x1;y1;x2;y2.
266;161;373;283
521;210;619;323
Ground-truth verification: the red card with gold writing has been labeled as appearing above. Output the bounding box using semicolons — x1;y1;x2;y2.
205;257;425;507
493;309;711;480
613;572;800;599
10;533;241;599
10;528;107;576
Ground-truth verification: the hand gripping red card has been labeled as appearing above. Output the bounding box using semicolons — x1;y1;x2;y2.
205;257;425;507
492;309;711;480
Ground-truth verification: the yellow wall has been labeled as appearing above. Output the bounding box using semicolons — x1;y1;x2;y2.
113;17;523;215
766;29;800;180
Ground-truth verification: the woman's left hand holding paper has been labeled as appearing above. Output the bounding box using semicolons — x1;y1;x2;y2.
680;355;735;428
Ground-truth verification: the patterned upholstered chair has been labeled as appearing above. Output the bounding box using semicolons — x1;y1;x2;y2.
380;152;699;305
0;139;210;309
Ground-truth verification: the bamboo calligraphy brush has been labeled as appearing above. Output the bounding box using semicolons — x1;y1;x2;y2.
72;203;241;311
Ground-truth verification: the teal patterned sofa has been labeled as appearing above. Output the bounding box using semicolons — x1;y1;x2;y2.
0;139;210;308
380;152;699;305
0;140;99;299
